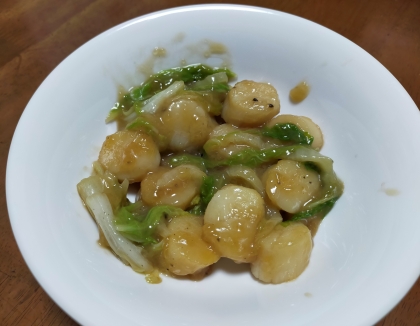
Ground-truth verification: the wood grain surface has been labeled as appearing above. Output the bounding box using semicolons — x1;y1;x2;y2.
1;0;419;325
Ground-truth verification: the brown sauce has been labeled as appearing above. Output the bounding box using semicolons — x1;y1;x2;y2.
300;216;323;237
172;32;185;43
380;183;400;196
204;41;228;57
145;270;162;284
186;39;232;67
138;47;167;78
384;188;400;196
152;47;167;58
289;81;310;103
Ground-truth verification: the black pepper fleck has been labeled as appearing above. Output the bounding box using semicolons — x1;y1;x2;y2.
268;103;274;108
253;98;258;101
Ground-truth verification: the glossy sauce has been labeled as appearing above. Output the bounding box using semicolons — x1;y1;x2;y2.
290;81;310;103
204;41;228;57
300;216;323;237
138;47;167;77
145;269;162;284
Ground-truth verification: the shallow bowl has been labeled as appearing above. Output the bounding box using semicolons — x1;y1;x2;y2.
6;4;420;326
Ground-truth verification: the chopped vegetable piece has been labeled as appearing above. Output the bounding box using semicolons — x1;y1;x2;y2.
131;64;235;102
189;175;218;215
262;123;314;145
115;204;190;245
162;154;208;172
290;197;339;221
189;72;230;92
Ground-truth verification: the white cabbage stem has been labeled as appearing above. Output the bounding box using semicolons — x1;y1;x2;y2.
225;165;264;196
140;81;184;114
85;193;153;273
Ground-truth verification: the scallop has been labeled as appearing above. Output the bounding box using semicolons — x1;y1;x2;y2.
208;123;238;138
159;95;217;152
222;80;280;127
203;185;265;263
160;215;220;276
140;165;206;210
263;159;321;213
98;130;160;183
204;130;269;161
251;223;312;284
266;114;324;150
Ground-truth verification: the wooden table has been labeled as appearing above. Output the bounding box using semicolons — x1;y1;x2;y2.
1;0;419;325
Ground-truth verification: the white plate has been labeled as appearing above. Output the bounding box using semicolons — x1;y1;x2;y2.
6;4;420;326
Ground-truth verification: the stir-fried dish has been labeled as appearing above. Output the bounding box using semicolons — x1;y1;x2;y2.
77;64;343;284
